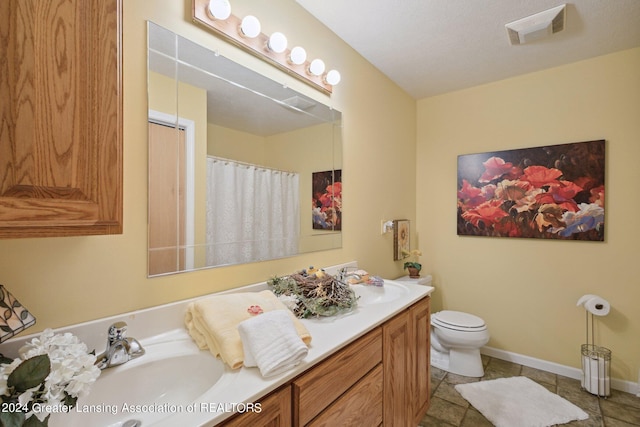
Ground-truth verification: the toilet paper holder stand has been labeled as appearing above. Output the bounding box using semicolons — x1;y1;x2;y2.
580;310;611;397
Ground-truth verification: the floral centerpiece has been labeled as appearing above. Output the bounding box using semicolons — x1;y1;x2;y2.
0;329;101;426
268;267;358;318
402;249;423;278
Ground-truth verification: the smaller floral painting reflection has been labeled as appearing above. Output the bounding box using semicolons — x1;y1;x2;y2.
393;219;410;260
312;170;342;231
457;140;605;240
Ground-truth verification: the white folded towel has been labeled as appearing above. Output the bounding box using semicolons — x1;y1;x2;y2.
184;290;311;369
238;310;309;377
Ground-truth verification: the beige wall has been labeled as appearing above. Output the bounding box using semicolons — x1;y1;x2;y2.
417;47;640;382
207;123;266;164
0;0;415;335
266;123;338;252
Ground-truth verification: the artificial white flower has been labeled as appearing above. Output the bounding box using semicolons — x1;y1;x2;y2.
1;329;101;424
277;294;299;311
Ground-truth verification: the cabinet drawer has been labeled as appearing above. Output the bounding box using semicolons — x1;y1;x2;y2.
218;385;291;427
308;364;382;427
293;327;382;426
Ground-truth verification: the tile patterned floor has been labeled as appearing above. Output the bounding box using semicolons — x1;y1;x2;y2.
421;355;640;427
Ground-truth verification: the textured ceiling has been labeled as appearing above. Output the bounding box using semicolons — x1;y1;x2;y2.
295;0;640;99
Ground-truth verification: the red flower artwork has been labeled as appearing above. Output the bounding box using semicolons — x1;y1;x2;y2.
312;170;342;231
457;140;605;240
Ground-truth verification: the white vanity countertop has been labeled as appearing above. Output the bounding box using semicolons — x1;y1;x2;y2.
0;262;433;427
155;279;433;427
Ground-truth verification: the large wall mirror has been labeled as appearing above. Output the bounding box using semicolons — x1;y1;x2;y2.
147;22;343;276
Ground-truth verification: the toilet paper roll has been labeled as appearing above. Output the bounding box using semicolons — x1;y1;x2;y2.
581;354;611;396
577;294;610;316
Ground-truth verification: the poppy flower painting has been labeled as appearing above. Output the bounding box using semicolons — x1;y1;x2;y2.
457;140;605;241
312;170;342;231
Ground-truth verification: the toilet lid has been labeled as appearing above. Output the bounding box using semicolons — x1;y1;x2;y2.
432;310;486;331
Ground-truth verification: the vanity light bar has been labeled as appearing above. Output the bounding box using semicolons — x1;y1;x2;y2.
288;46;307;65
240;15;261;38
268;32;288;54
207;0;231;20
193;0;339;95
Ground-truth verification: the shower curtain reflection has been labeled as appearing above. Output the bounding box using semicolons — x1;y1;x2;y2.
206;157;300;266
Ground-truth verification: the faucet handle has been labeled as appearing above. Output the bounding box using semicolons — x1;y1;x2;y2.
337;266;356;281
126;337;146;359
108;321;128;343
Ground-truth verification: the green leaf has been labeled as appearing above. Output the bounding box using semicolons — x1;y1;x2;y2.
0;411;25;427
23;414;49;427
0;353;14;365
403;262;421;269
62;392;77;409
7;355;50;393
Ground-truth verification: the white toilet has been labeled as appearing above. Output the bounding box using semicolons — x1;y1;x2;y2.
430;310;490;377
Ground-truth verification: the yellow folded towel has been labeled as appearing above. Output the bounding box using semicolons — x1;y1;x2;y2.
185;290;311;369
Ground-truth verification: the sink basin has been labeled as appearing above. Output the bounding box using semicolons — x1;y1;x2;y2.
353;281;410;306
50;337;227;427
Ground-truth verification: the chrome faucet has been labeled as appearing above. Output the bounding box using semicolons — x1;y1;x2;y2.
337;266;362;283
95;322;145;370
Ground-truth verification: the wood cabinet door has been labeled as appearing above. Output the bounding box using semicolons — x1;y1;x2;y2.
383;310;412;427
0;0;122;237
412;297;431;424
383;296;431;426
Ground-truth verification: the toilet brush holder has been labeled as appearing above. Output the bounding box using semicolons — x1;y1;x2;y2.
581;344;611;397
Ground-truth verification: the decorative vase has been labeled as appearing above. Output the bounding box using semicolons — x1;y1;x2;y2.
407;267;420;278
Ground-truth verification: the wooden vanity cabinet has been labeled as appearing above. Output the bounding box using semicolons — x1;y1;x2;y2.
306;365;383;426
220;386;292;427
219;296;430;427
0;0;123;238
293;327;383;426
383;296;431;426
412;297;431;423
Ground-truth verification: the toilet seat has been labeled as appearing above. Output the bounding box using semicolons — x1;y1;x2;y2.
432;310;486;332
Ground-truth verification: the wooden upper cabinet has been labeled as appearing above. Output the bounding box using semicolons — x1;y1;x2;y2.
0;0;123;237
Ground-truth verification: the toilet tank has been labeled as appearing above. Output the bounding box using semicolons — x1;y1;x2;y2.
395;274;432;286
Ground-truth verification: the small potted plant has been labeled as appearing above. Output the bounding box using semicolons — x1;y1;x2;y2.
402;249;422;278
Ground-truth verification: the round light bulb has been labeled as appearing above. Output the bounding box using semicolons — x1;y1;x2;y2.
324;69;341;86
207;0;231;20
240;15;261;38
288;46;307;65
268;32;288;53
308;58;325;76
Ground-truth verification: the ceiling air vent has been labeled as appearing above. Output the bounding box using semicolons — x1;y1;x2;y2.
505;4;566;45
282;96;316;111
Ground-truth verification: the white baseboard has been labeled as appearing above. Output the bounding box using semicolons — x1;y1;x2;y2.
481;346;640;396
